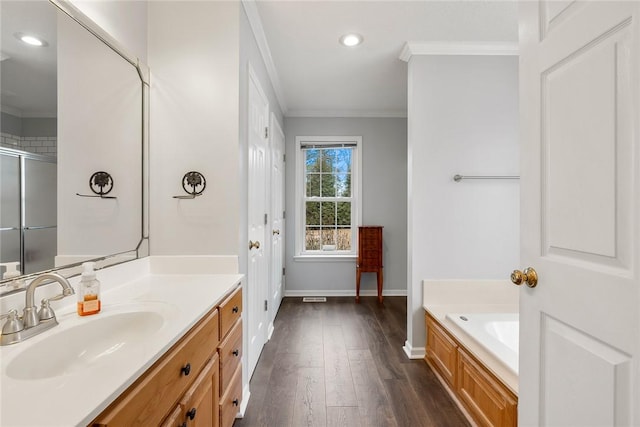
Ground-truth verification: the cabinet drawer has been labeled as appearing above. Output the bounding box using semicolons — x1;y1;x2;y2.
219;286;242;339
218;319;242;394
92;309;219;426
179;355;218;427
457;348;517;427
425;314;458;388
219;365;242;427
160;405;183;427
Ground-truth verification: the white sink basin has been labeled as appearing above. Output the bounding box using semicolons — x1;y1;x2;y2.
6;303;176;380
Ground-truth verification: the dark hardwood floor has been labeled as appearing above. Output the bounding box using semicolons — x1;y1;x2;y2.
234;297;470;427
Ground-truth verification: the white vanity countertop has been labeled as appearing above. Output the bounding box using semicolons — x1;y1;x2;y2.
0;272;243;427
423;280;519;394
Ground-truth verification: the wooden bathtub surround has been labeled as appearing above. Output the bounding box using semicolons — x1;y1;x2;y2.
91;285;242;427
425;313;518;427
356;226;383;303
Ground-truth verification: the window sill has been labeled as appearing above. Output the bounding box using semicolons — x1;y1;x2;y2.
294;254;356;263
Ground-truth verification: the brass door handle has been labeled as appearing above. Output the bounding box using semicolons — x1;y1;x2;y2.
249;240;261;250
272;229;280;235
510;267;538;288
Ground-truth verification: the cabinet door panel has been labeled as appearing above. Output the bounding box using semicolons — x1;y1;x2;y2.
181;356;217;427
425;314;458;388
457;348;517;427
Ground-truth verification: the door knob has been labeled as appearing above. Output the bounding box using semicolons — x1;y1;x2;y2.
510;267;538;288
249;240;261;250
272;229;280;235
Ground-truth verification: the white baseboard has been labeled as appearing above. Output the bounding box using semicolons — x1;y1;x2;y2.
403;340;426;359
237;385;251;418
284;289;407;297
267;322;275;340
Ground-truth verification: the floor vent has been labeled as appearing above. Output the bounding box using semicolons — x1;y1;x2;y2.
302;297;327;303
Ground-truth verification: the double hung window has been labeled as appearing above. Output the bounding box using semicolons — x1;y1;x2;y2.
296;136;361;257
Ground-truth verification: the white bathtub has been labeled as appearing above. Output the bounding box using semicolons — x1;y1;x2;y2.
446;312;519;375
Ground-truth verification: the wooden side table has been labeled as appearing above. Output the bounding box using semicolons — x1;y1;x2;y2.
356;226;383;303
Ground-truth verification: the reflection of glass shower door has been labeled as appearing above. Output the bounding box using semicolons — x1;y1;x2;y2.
0;150;57;275
23;158;57;274
0;152;21;268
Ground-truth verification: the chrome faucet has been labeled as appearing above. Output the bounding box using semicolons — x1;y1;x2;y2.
1;273;75;346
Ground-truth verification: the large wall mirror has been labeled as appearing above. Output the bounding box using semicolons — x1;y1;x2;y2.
0;0;149;295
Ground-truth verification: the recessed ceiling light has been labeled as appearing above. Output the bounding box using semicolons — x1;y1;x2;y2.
339;33;363;47
14;33;48;47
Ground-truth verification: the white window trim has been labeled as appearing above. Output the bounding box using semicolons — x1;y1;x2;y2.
295;135;362;259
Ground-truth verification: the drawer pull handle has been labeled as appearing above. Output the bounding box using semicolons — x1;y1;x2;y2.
232;306;239;313
233;399;239;407
180;363;191;376
187;408;197;420
233;349;239;357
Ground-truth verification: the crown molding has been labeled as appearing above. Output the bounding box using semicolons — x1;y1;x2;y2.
241;0;288;115
399;41;519;62
286;109;407;119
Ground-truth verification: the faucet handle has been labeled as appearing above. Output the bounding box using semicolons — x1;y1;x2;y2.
0;310;24;335
39;287;74;321
39;299;56;321
43;287;74;303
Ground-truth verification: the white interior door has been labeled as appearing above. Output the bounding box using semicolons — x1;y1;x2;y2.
247;66;269;377
268;113;285;338
519;2;639;425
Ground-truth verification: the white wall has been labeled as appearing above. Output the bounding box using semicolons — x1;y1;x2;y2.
284;117;407;296
147;1;241;257
406;55;519;355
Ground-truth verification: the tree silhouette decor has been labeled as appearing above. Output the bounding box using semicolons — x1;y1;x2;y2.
89;171;113;196
182;171;206;196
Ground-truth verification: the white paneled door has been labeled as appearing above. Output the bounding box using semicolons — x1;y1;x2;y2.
268;113;285;337
247;66;269;378
519;1;639;425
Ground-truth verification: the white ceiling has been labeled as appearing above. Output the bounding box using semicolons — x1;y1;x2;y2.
253;1;519;117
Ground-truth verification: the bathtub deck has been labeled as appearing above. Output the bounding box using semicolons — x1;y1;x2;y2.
235;296;470;427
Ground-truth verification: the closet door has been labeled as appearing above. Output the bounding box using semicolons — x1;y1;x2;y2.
247;65;269;378
269;113;285;333
518;1;639;424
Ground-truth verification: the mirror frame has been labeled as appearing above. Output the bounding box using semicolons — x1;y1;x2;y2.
0;0;150;295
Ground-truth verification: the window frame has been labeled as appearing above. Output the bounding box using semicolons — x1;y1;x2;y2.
294;136;362;259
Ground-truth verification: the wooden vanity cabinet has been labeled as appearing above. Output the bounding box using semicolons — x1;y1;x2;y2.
217;286;243;427
425;312;517;427
90;284;242;427
91;309;219;426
